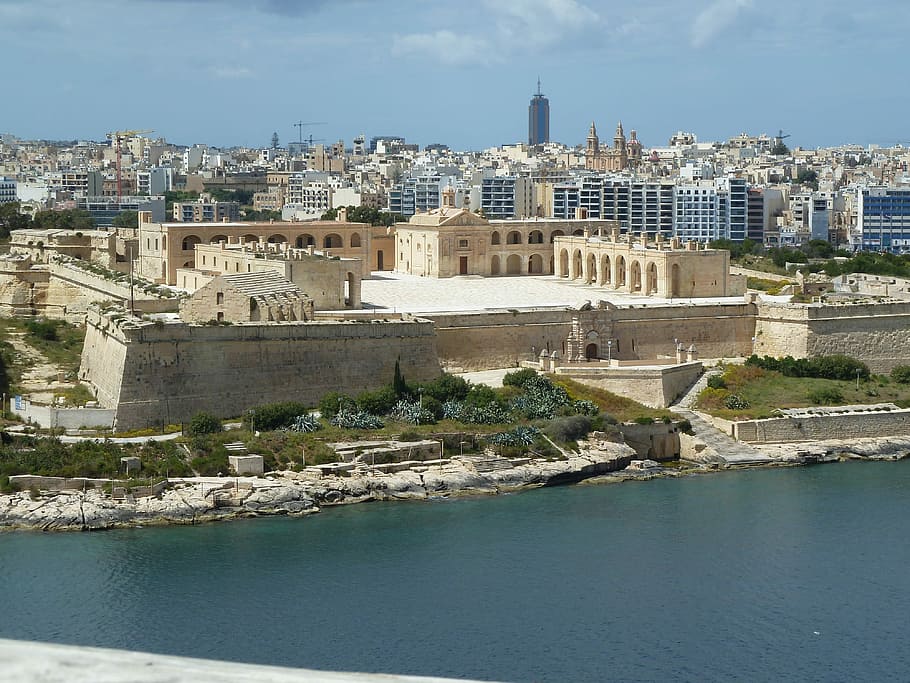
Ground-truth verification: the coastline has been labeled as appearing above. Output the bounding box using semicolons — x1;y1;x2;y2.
1;436;908;533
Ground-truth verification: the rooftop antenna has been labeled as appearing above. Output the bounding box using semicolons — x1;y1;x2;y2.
536;77;542;96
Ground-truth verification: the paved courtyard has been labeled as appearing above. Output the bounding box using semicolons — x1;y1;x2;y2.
357;272;744;314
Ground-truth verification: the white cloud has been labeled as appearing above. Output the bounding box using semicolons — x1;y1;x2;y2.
690;0;753;48
392;30;491;66
392;0;601;66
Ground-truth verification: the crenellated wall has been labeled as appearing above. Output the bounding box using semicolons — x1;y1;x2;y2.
79;311;441;429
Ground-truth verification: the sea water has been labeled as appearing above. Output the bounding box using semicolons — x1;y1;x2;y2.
2;460;910;682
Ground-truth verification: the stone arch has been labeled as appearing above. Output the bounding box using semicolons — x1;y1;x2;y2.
671;263;681;297
183;260;193;268
630;260;642;292
267;233;287;243
242;234;258;243
646;261;659;294
615;255;626;287
350;232;361;248
572;249;583;280
528;253;543;274
559;248;569;277
586;253;597;284
572;229;585;236
491;254;501;275
506;254;522;274
550;229;565;243
296;233;316;248
600;254;611;285
528;230;544;244
491;231;501;245
507;230;522;245
323;233;343;248
209;234;228;244
181;235;201;251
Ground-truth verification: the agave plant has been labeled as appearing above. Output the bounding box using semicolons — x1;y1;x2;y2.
572;399;599;416
286;413;323;433
331;408;384;430
390;399;436;425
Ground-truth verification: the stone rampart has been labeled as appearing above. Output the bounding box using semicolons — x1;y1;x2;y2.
427;303;756;371
732;409;910;443
755;300;910;372
555;362;703;409
79;311;442;429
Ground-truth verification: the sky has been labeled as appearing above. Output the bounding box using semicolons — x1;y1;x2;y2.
1;0;908;151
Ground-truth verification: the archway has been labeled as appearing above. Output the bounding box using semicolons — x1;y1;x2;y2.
586;253;597;284
267;233;287;243
296;234;315;248
528;253;543;274
323;233;342;248
506;254;522;274
350;232;361;248
559;249;569;277
615;255;626;287
572;229;585;236
600;254;611;285
491;231;501;245
507;230;522;245
572;249;584;280
242;234;258;243
491;255;501;275
646;262;658;294
550;229;565;243
631;260;642;292
528;230;544;244
671;263;681;297
181;235;201;251
585;343;598;360
209;234;228;244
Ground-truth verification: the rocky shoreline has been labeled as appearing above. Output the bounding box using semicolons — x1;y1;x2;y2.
2;436;908;533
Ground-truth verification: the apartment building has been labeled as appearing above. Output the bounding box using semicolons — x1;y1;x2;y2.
857;186;910;253
480;176;535;219
0;176;16;204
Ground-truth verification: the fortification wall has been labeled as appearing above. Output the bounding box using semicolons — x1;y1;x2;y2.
555;362;703;408
756;300;910;372
79;312;441;429
427;303;756;371
732;409;910;443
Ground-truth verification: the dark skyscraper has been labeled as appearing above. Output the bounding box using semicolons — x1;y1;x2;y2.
528;78;549;146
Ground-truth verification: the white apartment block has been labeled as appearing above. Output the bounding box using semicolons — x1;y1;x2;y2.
0;176;16;204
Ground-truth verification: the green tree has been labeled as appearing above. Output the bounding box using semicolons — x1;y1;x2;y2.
31;209;95;230
771;140;790;156
0;202;31;237
111;210;139;229
795;169;819;189
187;412;222;435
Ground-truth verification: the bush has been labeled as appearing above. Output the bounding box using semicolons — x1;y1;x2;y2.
545;415;593;444
187;412;222;436
331;409;384;430
808;387;844;405
25;319;59;342
724;394;750;410
706;375;727;390
286;414;322;433
746;354;869;381
420;373;470;402
317;393;355;420
891;365;910;384
356;386;397;416
251;401;310;431
502;368;538;389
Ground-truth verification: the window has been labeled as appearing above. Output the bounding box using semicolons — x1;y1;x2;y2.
458;239;468;248
216;292;224;305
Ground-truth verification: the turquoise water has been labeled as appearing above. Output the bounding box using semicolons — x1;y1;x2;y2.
2;461;910;682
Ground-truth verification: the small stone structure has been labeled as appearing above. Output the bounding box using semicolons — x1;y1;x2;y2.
228;455;264;475
180;271;313;324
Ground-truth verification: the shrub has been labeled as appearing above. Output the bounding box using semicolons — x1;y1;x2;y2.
572;399;599;416
706;375;727;390
356;386;397;416
891;365;910;384
808;387;844;405
746;354;869;381
25;319;59;342
187;412;222;436
317;393;355;420
251;401;310;431
502;368;538;389
420;373;470;402
545;415;593;444
390;399;436;425
286;414;322;433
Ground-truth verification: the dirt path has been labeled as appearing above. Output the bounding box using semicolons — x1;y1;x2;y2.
4;329;76;403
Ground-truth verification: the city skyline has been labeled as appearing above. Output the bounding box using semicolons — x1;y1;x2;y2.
1;0;909;150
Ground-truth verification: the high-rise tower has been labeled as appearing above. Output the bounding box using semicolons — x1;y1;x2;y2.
528;78;549;146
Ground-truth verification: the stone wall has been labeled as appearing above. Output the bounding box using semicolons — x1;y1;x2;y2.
427;303;756;371
732;409;910;443
617;422;683;460
755;300;910;372
8;398;116;430
555;362;703;408
79;311;442;429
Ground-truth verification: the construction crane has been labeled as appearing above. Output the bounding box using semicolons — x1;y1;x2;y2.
107;129;153;200
292;120;326;144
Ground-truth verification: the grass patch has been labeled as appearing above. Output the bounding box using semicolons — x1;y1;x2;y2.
695;364;910;420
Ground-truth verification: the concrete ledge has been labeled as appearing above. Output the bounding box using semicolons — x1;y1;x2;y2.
0;639;498;683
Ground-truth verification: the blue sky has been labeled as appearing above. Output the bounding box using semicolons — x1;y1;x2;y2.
1;0;907;151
